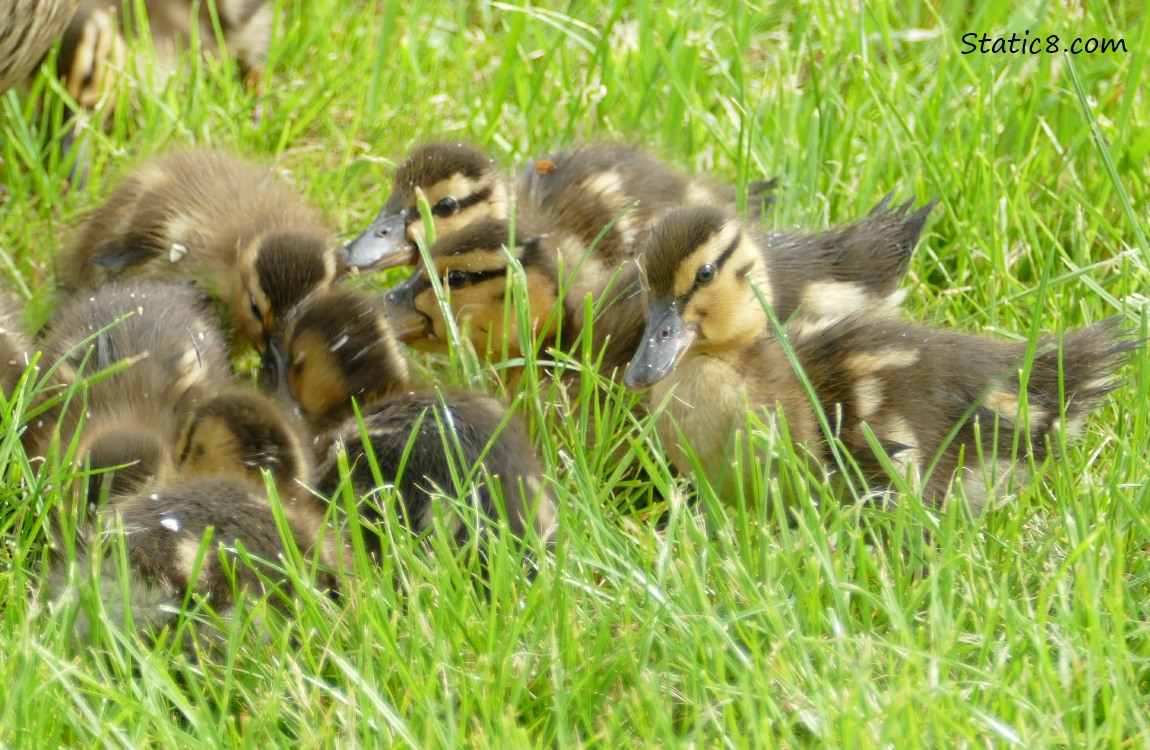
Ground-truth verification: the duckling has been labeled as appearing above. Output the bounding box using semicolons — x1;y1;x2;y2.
382;217;648;380
341;141;775;272
56;148;341;355
624;207;1138;508
315;391;558;556
48;475;343;646
277;287;557;555
268;285;412;436
0;0;81;94
176;387;312;492
38;279;231;507
174;386;350;569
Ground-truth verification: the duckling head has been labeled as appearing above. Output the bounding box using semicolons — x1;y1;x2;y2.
341;143;510;271
235;229;340;354
382;218;561;359
273;287;412;431
624;206;772;391
176;388;310;491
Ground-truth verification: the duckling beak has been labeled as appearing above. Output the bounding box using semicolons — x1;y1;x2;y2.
257;340;305;419
624;299;696;392
257;337;287;394
341;208;415;271
383;277;432;342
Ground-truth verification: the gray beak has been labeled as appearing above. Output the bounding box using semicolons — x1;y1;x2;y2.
623;299;696;392
382;276;432;342
257;335;287;395
257;338;304;419
341;208;414;271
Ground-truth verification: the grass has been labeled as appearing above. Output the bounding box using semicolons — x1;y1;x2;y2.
2;0;1149;746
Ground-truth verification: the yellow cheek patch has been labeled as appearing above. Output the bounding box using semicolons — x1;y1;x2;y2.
289;332;351;424
179;419;242;478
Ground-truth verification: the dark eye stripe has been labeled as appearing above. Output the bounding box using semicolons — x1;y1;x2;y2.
445;267;507;288
429;186;493;218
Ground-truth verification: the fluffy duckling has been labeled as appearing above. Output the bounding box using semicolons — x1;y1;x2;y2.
49;387;348;646
341;141;774;272
49;475;342;646
175;387;349;569
38;279;231;506
624;207;1137;509
342;142;509;271
0;0;81;94
382;217;648;379
177;387;312;492
276;287;557;555
56;148;341;355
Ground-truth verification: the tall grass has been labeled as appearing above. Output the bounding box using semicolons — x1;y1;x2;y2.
2;0;1148;746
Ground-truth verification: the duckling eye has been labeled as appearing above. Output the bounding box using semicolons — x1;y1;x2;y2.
249;295;263;323
445;269;468;287
695;263;716;285
434;197;459;216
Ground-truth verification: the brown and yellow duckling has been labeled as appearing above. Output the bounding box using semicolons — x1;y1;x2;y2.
177;387;312;492
48;474;343;646
175;386;350;569
274;287;558;556
48;386;348;646
37;279;231;506
382;217;647;379
56;148;341;356
624;206;1138;509
341;141;774;272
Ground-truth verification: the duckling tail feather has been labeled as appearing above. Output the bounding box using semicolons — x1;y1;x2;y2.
1028;316;1142;439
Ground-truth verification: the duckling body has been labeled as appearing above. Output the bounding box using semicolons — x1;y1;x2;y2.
51;475;343;644
57;148;340;353
0;0;81;94
342;141;773;273
517;143;776;269
625;207;1136;508
383;218;647;380
315;390;557;555
278;287;557;554
38;279;231;504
